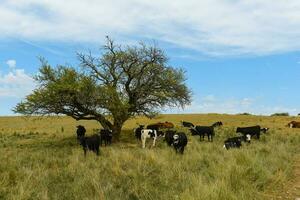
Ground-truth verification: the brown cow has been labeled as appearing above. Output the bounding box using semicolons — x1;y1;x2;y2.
147;121;174;130
287;121;300;128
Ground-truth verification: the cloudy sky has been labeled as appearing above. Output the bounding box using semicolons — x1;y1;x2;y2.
1;0;300;115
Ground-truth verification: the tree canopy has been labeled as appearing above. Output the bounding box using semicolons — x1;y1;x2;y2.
14;37;191;137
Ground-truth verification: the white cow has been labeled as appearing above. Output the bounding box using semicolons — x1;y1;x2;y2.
141;129;157;148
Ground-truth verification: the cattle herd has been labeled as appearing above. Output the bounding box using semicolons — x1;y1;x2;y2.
75;120;299;156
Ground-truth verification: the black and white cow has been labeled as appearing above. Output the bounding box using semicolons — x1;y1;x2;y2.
99;129;112;146
223;134;251;150
236;125;261;139
134;125;145;140
172;132;188;154
76;125;86;140
79;134;101;156
260;127;269;133
181;121;194;128
164;130;177;146
141;129;157;148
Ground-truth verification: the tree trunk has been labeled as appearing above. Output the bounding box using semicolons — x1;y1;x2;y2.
111;120;124;142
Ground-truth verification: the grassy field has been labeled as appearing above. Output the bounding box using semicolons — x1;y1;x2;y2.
0;114;299;200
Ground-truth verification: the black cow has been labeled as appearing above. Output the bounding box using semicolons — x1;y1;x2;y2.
236;125;261;139
223;134;251;150
79;134;101;156
181;121;194;128
172;132;188;154
76;125;86;140
100;129;112;146
212;121;223;127
190;125;215;141
164;130;177;146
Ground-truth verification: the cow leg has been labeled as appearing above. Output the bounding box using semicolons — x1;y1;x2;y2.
152;137;156;147
96;147;99;156
142;138;146;148
180;146;184;154
83;148;87;156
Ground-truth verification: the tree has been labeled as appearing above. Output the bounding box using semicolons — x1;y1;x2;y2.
14;37;191;139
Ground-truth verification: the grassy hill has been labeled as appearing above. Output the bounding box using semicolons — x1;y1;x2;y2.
0;114;299;199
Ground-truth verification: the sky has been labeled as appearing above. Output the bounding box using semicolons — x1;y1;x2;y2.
0;0;300;116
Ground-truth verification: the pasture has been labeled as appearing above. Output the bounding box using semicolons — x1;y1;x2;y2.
0;114;299;200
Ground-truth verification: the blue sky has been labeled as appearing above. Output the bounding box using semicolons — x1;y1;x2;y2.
1;0;300;115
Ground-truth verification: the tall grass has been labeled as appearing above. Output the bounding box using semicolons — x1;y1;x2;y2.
0;114;299;200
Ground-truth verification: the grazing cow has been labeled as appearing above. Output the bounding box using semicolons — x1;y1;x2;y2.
147;121;174;130
190;125;215;141
212;121;223;127
223;134;251;150
141;129;157;148
99;129;112;146
164;130;177;146
236;125;261;139
79;134;101;156
260;127;269;133
134;125;145;140
172;132;188;154
181;121;194;128
287;121;300;128
76;125;86;140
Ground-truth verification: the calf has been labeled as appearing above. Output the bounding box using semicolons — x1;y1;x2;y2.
236;125;261;139
99;129;112;146
76;125;86;140
79;134;101;156
190;125;215;141
164;130;176;146
181;121;194;128
141;129;157;148
172;132;188;154
223;134;251;150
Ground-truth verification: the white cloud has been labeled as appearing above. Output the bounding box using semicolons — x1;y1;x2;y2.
172;95;299;115
0;60;35;97
1;0;300;56
6;59;16;69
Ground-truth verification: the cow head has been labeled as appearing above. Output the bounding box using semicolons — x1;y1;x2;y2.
189;128;199;135
245;134;251;143
173;134;179;145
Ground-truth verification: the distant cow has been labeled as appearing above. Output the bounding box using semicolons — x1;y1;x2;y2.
190;125;215;142
287;121;300;128
141;129;157;148
76;125;86;140
79;134;101;156
212;121;223;127
134;125;145;140
99;129;112;146
181;121;194;128
224;134;251;150
172;132;188;154
260;127;269;133
236;125;261;139
164;130;177;146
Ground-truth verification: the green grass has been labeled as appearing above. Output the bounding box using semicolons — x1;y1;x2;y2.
0;114;299;200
